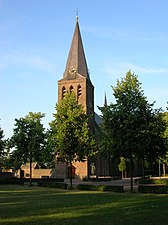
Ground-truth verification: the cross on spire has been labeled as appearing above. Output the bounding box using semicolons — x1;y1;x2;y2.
74;8;80;20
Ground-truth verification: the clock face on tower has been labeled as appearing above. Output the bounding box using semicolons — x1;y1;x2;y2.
68;66;77;76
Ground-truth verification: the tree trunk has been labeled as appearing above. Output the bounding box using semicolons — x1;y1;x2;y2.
29;157;32;186
129;151;133;192
142;158;145;178
108;154;112;176
69;162;73;189
163;163;166;177
125;171;127;178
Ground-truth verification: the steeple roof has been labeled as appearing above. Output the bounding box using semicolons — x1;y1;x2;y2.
63;17;90;80
104;92;107;106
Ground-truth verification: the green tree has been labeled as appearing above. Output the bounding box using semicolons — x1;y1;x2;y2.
97;105;114;159
10;112;47;184
161;112;168;176
99;71;167;191
0;125;5;169
1;140;12;171
49;92;96;188
118;157;129;179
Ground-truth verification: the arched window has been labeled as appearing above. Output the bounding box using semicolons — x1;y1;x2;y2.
77;84;82;98
62;86;66;99
69;85;74;93
78;84;82;97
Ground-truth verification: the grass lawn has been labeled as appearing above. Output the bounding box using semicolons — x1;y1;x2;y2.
0;185;168;225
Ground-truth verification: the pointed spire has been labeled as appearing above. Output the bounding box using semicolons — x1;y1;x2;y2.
104;93;107;106
63;18;90;80
76;14;78;22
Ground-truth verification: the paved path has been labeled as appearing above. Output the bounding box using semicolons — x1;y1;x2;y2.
65;178;139;192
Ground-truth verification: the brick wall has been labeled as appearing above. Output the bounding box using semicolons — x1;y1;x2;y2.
73;161;88;179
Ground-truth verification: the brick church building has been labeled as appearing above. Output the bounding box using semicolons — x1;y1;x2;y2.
54;17;118;180
15;17;144;180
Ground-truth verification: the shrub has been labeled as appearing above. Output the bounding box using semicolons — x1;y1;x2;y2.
0;178;24;185
77;184;124;193
87;177;112;182
37;181;67;189
83;177;120;182
23;178;64;183
137;178;168;185
138;184;168;194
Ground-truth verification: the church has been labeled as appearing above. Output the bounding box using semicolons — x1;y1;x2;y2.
15;16;119;181
54;16;118;180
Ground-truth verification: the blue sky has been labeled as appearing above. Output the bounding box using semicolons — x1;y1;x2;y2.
1;0;168;138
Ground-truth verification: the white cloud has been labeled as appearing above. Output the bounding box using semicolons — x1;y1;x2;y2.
100;60;168;109
84;25;168;42
125;63;168;74
0;53;55;73
146;87;168;110
84;25;129;39
102;61;168;79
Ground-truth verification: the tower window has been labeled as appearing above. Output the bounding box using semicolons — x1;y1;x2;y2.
69;85;74;93
77;85;82;98
62;86;66;99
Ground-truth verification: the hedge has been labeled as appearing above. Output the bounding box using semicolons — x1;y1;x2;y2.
138;184;168;194
83;177;121;182
22;178;64;183
37;181;68;189
0;178;24;185
137;178;168;185
77;184;124;193
83;177;112;182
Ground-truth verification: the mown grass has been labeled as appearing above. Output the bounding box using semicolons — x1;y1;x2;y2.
0;185;168;225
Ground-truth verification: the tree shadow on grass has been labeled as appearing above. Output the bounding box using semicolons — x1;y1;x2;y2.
0;185;168;225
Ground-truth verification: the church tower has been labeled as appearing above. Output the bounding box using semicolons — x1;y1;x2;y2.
58;16;94;129
56;17;94;179
55;17;121;180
